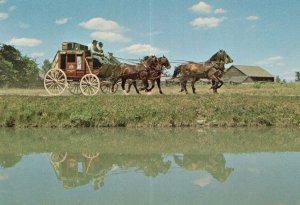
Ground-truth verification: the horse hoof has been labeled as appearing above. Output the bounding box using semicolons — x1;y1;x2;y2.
123;90;129;95
147;92;152;95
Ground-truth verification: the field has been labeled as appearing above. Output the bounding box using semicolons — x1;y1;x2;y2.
0;83;300;128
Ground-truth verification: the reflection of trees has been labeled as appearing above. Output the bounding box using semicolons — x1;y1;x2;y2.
116;154;171;177
50;153;172;190
0;154;22;168
174;154;234;182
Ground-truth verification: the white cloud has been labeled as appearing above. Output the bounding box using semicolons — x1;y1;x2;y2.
190;17;225;28
19;22;30;29
0;12;8;21
193;176;213;187
30;52;45;58
55;18;69;25
120;44;165;55
9;5;16;11
90;31;130;42
190;1;212;13
256;56;284;67
8;37;42;47
0;0;7;4
79;17;124;32
246;16;260;21
215;8;226;14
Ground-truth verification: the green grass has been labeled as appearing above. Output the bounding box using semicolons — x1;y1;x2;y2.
0;90;300;128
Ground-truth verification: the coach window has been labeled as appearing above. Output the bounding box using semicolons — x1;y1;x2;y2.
67;54;76;63
77;55;82;70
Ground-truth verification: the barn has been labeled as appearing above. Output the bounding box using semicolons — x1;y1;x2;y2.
222;65;275;84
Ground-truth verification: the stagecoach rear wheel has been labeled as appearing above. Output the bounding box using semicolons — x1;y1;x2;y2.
80;74;100;96
44;69;67;96
68;82;82;95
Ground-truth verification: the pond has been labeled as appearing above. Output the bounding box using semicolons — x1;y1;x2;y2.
0;128;299;205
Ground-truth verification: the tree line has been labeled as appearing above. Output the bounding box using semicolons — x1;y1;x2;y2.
0;44;51;88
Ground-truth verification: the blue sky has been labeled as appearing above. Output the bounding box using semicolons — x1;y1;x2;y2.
0;0;299;81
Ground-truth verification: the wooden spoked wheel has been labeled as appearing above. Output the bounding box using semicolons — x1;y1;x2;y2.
80;74;100;96
82;152;100;159
100;81;119;94
100;81;110;94
50;152;68;164
44;69;67;96
68;82;82;95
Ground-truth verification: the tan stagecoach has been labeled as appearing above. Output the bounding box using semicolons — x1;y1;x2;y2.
44;42;120;96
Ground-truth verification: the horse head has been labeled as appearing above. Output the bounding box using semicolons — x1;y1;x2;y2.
158;56;171;69
210;50;233;64
143;55;159;69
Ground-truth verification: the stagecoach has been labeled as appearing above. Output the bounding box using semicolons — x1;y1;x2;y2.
44;42;121;96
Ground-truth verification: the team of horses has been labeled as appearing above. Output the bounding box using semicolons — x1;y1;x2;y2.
99;50;233;94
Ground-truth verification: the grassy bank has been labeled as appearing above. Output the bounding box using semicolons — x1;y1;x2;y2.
0;93;299;128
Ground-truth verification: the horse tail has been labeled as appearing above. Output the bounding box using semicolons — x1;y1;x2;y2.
172;65;181;79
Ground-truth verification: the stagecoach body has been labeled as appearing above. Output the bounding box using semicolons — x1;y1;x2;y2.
44;42;120;96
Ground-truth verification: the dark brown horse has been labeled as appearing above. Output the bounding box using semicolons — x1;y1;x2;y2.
172;50;233;94
127;56;171;94
111;56;159;95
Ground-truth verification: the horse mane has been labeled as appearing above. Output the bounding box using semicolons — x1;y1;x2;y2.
209;51;219;62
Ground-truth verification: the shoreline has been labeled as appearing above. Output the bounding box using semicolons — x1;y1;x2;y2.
1;94;299;128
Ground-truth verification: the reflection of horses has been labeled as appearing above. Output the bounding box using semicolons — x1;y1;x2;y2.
174;154;234;182
111;56;159;94
172;50;233;94
127;56;171;94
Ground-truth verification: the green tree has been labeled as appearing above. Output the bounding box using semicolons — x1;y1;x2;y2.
0;44;40;87
41;59;52;75
275;76;281;83
296;72;300;82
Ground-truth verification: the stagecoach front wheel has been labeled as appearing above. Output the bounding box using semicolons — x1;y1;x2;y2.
100;81;111;94
80;74;100;96
44;69;67;96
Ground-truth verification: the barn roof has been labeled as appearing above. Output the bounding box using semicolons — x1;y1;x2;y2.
228;65;274;78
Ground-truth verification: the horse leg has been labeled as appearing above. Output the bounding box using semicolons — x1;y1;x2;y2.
146;80;155;92
217;79;223;89
133;81;140;94
210;79;216;89
156;78;164;94
212;79;219;93
183;79;189;94
191;78;198;94
127;81;132;93
121;78;128;95
179;78;188;94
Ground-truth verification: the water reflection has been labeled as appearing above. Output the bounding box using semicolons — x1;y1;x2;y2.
0;154;22;168
49;152;170;189
0;128;299;192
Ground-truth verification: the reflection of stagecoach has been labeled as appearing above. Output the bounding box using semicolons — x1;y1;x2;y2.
44;42;121;96
49;152;105;189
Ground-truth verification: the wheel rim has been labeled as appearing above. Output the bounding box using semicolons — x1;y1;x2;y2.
68;82;82;95
82;152;100;159
44;69;67;96
50;152;68;164
100;81;110;94
80;74;100;96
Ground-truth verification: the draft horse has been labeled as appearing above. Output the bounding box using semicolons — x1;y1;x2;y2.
111;56;159;94
172;50;233;94
127;56;171;94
